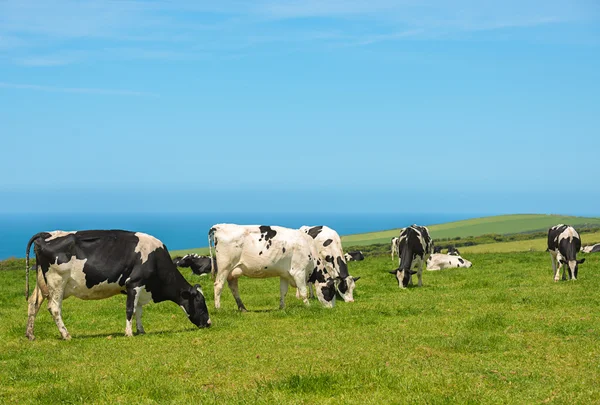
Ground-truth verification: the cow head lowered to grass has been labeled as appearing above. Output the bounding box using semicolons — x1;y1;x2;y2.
389;225;433;288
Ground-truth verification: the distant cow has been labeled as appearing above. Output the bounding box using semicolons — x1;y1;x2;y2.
209;224;336;310
391;237;399;261
345;251;365;262
427;253;472;271
433;246;442;254
174;254;212;276
25;230;211;340
300;225;360;302
389;225;433;288
581;243;600;254
547;224;585;282
447;246;460;256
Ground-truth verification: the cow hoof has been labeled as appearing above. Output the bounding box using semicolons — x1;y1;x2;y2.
62;334;72;341
26;333;35;341
239;307;247;313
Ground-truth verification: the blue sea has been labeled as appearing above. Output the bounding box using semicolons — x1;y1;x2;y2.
0;212;475;260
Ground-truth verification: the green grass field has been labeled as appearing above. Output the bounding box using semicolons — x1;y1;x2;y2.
2;246;600;404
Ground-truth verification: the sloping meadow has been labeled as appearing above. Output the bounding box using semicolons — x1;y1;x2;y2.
1;251;599;404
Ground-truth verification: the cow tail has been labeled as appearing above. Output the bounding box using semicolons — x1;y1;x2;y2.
208;227;216;279
25;232;44;300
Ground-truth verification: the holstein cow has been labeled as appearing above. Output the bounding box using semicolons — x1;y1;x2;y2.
345;251;365;262
300;225;360;302
426;253;472;271
447;246;461;256
581;243;600;254
174;254;213;276
25;230;211;340
389;225;433;288
391;237;399;261
547;224;585;282
208;224;336;310
433;246;442;254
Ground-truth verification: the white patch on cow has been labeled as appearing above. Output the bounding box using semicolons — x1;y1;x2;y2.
58;256;128;299
134;232;164;264
180;305;189;317
45;231;76;242
559;226;579;244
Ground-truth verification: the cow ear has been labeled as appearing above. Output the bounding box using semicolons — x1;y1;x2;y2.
388;270;398;275
353;277;361;282
578;258;586;264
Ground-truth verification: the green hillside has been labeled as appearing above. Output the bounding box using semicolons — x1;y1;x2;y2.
340;214;600;247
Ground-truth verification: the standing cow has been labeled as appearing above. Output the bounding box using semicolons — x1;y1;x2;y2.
389;225;433;288
208;224;336;310
300;226;360;302
25;230;211;340
547;225;585;282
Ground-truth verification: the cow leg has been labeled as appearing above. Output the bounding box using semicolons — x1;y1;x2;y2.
279;278;289;309
46;281;70;340
213;270;229;309
125;288;136;337
227;275;247;312
25;270;48;341
550;254;560;282
417;260;424;287
135;304;145;335
293;275;310;306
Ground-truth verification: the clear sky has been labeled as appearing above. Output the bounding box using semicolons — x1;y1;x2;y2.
1;1;599;215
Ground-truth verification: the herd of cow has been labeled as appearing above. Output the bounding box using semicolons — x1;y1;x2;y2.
23;223;598;340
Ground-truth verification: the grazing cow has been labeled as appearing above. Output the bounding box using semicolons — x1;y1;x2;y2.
547;224;585;282
447;246;460;256
426;253;472;271
345;251;365;262
389;225;433;288
433;246;442;254
209;224;336;310
300;226;360;302
581;243;600;254
391;237;400;261
25;230;211;340
174;254;212;276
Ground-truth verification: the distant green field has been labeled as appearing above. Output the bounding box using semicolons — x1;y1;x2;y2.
3;251;600;403
340;214;600;247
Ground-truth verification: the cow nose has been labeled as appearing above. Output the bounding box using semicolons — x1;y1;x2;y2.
347;299;355;303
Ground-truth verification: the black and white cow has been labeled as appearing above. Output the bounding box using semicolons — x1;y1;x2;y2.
433;246;442;254
426;253;472;270
389;225;433;288
547;224;585;282
209;224;336;310
25;230;211;340
581;243;600;254
174;254;213;276
345;251;365;262
391;237;399;261
447;246;460;256
300;225;360;302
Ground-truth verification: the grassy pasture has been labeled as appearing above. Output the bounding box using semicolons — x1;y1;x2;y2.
2;248;600;404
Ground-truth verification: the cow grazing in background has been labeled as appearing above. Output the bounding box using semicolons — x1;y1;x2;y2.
391;237;399;261
447;246;460;256
25;230;211;340
174;254;213;276
208;224;336;310
345;251;365;262
581;243;600;254
389;225;433;288
427;253;472;271
547;224;585;282
433;246;442;254
300;225;360;302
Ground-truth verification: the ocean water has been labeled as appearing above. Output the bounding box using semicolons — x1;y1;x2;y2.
0;212;474;260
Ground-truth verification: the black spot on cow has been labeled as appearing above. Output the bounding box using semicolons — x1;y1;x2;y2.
306;226;323;239
336;256;349;278
259;251;263;255
323;239;333;247
259;226;277;243
282;247;286;253
325;255;334;264
458;258;464;264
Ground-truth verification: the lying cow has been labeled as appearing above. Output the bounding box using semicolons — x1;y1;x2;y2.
209;224;336;310
581;243;600;254
345;251;365;262
447;246;460;256
433;246;442;254
547;224;585;282
174;254;212;276
300;225;360;302
389;225;433;288
426;253;472;270
25;230;211;340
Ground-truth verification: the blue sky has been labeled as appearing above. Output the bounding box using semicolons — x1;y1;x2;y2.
1;0;599;214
